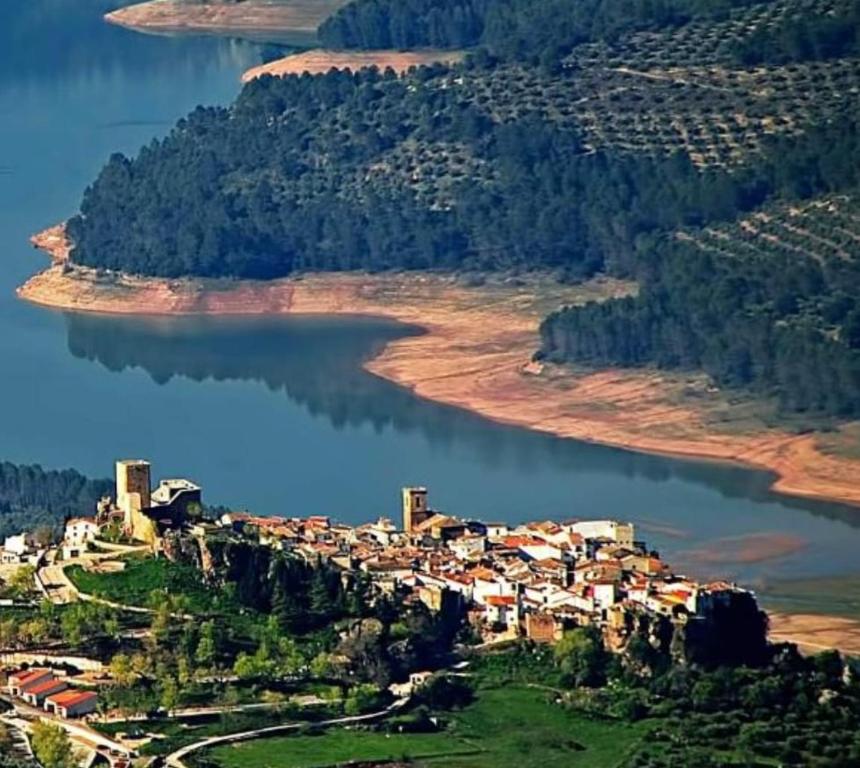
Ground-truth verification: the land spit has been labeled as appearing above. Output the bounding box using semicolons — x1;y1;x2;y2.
21;225;860;513
242;49;466;81
105;0;350;45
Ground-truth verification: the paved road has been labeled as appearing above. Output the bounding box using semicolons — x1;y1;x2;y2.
166;698;409;768
37;560;79;604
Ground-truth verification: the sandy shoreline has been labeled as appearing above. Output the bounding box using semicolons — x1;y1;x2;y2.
242;49;466;81
105;0;350;44
21;226;860;516
768;613;860;656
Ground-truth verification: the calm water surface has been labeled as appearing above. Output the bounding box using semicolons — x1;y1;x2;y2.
1;1;859;594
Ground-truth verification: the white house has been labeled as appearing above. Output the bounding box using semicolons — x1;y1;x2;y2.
64;518;99;548
0;534;41;566
62;518;100;559
485;595;518;628
567;521;635;549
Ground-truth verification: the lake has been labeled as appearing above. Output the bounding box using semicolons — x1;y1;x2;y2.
1;0;859;599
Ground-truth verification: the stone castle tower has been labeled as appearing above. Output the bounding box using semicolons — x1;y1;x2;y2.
402;487;429;532
116;459;152;534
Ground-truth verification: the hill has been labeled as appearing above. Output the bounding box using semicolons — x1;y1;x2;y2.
55;0;860;418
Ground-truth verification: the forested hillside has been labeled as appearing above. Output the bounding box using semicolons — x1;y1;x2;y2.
317;0;762;59
0;463;112;539
65;0;860;416
540;190;860;415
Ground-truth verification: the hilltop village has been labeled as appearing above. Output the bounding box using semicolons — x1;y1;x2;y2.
0;460;845;768
3;459;757;651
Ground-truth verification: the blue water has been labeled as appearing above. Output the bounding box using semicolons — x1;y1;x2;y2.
1;0;859;592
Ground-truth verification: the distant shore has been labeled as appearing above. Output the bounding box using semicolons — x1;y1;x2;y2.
21;224;860;513
105;0;350;45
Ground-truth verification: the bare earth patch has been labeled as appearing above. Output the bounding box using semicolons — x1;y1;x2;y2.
243;49;466;81
20;224;860;514
105;0;351;44
768;613;860;656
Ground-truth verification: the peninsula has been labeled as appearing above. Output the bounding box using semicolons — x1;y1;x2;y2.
105;0;349;44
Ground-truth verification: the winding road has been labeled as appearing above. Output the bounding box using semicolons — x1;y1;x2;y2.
165;698;409;768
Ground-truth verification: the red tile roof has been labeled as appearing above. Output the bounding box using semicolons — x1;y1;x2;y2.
11;669;50;686
25;678;66;696
486;595;516;606
46;690;97;708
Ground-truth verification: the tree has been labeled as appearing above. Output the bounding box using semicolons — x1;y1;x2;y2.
554;627;608;687
233;649;277;681
415;675;473;709
7;566;36;599
31;721;76;768
310;652;334;679
33;526;55;548
158;673;180;714
309;566;335;619
195;620;218;669
344;683;383;715
109;653;136;687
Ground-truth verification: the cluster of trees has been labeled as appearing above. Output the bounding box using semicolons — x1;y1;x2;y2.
318;0;759;63
472;633;860;767
69;65;776;281
622;648;860;767
75;541;465;721
29;722;75;768
210;540;365;630
0;601;119;650
0;462;111;540
541;240;860;415
729;0;860;64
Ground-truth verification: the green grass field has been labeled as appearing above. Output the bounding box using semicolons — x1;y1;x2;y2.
206;686;649;768
66;556;219;613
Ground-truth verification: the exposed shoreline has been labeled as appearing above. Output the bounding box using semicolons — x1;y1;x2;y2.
105;0;351;45
21;226;860;515
768;613;860;657
242;49;466;82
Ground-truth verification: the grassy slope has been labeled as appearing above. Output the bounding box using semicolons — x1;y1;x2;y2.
207;686;649;768
66;556;218;612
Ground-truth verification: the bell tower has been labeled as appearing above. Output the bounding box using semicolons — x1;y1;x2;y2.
402;487;429;533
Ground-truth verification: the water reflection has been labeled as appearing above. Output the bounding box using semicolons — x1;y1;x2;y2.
64;311;860;530
0;0;263;90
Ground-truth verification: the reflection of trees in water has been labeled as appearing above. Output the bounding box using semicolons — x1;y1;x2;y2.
64;312;860;528
0;0;259;88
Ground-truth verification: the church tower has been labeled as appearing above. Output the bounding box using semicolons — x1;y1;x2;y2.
402;486;430;533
